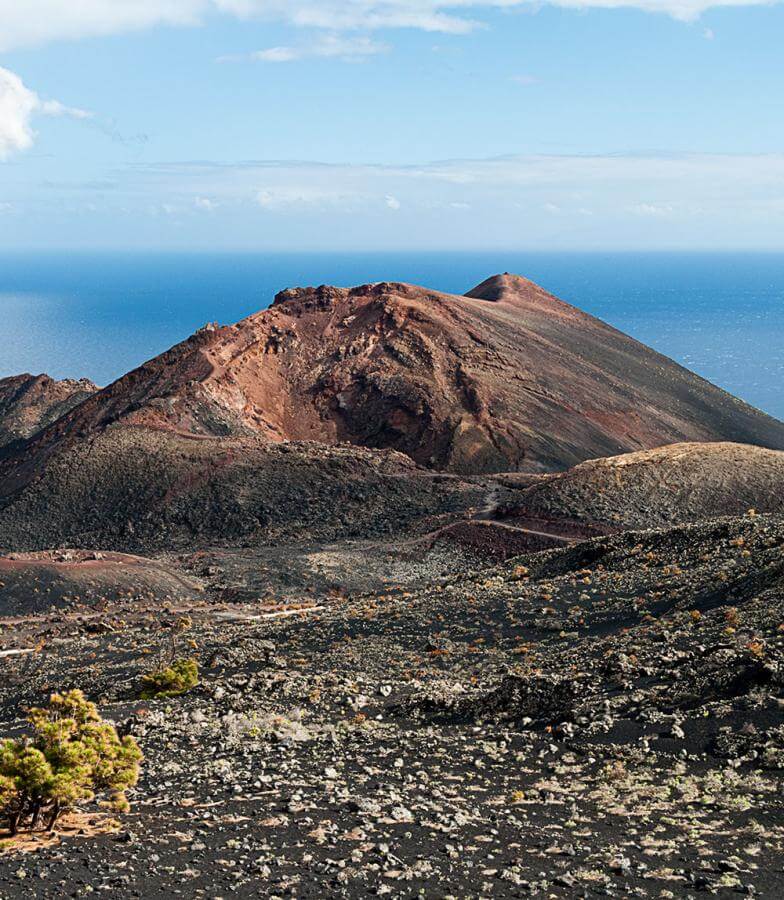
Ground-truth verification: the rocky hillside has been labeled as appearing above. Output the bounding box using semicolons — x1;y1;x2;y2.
0;373;96;448
502;441;784;531
1;278;783;896
2;275;783;484
0;428;477;553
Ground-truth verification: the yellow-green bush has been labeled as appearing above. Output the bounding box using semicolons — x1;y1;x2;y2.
0;690;142;835
140;657;199;699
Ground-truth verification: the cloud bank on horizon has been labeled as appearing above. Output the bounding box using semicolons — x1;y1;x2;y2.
2;152;780;251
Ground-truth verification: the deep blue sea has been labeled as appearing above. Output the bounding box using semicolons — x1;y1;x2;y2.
1;251;782;420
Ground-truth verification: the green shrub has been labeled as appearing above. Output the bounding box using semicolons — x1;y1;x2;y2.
0;690;142;835
140;657;199;699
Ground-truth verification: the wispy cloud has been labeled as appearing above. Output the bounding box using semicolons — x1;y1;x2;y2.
631;201;676;216
43;151;779;245
248;33;388;62
0;1;778;51
0;66;91;160
211;1;477;34
39;99;92;119
121;152;784;208
256;186;364;210
542;0;775;22
0;1;206;52
5;151;784;249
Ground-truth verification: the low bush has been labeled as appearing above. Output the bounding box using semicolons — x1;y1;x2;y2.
140;657;199;699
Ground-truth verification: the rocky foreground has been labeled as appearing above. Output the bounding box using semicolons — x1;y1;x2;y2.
0;513;782;898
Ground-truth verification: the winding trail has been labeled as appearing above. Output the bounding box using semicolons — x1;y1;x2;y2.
469;479;577;545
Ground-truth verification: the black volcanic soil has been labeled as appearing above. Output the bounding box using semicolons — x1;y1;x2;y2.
0;550;202;616
0;514;782;897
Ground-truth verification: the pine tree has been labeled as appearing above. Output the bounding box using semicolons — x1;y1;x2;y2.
0;690;142;835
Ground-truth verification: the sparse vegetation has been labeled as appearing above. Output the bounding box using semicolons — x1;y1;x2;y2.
0;690;141;835
140;657;199;699
140;615;200;699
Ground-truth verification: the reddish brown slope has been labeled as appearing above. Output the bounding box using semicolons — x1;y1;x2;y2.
0;374;96;449
2;274;784;485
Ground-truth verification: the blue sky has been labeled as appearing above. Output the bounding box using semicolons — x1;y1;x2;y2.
0;1;782;250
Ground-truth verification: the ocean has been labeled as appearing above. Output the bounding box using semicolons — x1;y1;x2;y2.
1;251;782;420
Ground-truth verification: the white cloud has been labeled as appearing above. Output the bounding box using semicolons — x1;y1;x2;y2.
252;33;388;62
385;194;402;209
631;201;675;216
0;68;38;159
194;196;218;210
256;186;361;210
0;66;90;160
0;1;207;52
0;1;778;51
511;74;538;85
213;0;482;33
216;1;782;30
39;99;92;119
545;0;775;21
247;46;297;62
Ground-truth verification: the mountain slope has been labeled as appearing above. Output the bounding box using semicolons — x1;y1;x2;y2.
2;274;783;491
